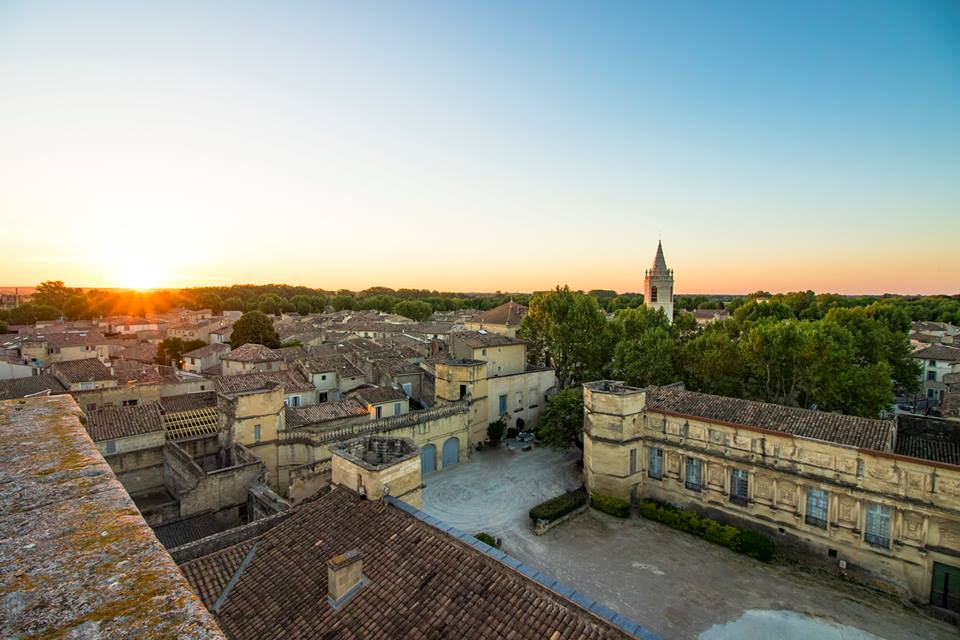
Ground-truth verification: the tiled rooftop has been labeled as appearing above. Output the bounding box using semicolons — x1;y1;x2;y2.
221;343;282;363
0;396;225;639
285;399;369;428
184;343;232;359
471;300;528;326
453;330;526;348
214;370;315;395
0;374;67;400
188;487;651;640
47;357;115;383
84;403;164;442
351;385;408;405
914;344;960;362
642;386;894;451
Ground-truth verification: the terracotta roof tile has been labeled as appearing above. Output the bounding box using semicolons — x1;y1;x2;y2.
205;488;637;640
285;399;369;428
47;358;115;384
84;403;163;441
222;344;283;363
0;375;67;400
643;386;893;451
215;370;315;395
473;300;528;326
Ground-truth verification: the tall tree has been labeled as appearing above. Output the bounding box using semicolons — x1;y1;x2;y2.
519;286;613;386
156;338;207;367
537;387;585;449
229;311;281;348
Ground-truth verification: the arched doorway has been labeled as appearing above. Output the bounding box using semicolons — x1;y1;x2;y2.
421;443;437;475
515;418;525;432
442;437;460;468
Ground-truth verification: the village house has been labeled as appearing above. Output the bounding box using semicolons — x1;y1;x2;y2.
19;331;109;367
915;344;960;408
214;370;318;408
219;343;286;375
348;385;409;419
296;354;366;402
46;358;118;391
463;300;528;337
182;343;231;374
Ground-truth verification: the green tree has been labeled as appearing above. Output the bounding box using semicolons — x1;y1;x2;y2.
229;311;281;348
156;338;207;367
487;419;506;444
610;326;677;387
519;286;614;386
332;295;355;311
393;299;433;321
63;295;93;320
8;303;60;325
31;280;75;311
681;325;746;397
739;319;808;407
196;292;223;314
257;294;285;316
223;296;245;311
538;387;585;449
290;295;315;316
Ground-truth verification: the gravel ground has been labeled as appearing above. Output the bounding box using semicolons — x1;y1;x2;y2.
422;445;955;640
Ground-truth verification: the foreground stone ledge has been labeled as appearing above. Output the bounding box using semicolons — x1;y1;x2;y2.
0;395;225;639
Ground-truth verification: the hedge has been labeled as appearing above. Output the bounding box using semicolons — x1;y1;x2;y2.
638;498;775;562
474;532;500;548
529;489;587;524
590;493;630;518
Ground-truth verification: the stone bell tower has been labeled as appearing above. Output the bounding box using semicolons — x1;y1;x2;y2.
644;241;674;323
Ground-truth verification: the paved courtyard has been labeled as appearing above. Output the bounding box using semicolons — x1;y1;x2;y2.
422;446;955;640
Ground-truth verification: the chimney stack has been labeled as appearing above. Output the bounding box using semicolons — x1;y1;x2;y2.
327;550;364;606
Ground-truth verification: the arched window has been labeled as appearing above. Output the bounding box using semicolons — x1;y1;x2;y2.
650;286;658;302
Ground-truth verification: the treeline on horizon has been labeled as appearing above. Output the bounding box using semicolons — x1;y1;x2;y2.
521;286;930;420
1;280;958;330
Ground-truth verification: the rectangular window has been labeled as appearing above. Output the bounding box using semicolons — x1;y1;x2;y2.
499;394;508;416
402;382;412;397
459;384;467;399
928;370;937;381
628;448;637;474
394;402;401;415
685;458;702;491
375;405;383;419
321;374;327;381
647;448;663;480
291;396;300;407
318;392;328;403
805;488;829;528
253;424;262;442
122;399;137;406
730;469;749;505
864;502;892;548
105;440;117;454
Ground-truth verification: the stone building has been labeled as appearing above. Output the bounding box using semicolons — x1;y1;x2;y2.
463;300;528;337
582;380;960;612
644;241;674;323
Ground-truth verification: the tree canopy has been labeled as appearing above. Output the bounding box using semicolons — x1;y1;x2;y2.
229;311;281;349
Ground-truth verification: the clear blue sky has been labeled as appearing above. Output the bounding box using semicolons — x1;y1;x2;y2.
1;1;957;293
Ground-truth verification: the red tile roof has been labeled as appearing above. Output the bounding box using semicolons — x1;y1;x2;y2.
200;488;638;640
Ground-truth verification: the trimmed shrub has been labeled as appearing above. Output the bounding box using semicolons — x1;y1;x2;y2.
637;499;775;562
529;489;587;524
590;493;631;518
487;419;506;444
474;532;500;548
736;530;776;562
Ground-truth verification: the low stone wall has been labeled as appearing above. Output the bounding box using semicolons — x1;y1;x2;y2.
533;504;589;535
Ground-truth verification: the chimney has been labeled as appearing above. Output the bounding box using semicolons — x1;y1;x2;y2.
327;550;365;605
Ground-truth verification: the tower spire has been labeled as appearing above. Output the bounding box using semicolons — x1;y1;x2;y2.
652;240;668;273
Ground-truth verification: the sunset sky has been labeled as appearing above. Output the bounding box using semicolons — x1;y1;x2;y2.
1;1;958;294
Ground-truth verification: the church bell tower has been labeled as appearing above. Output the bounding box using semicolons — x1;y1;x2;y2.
644;241;674;323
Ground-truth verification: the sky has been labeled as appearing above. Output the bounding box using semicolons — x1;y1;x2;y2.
1;1;958;295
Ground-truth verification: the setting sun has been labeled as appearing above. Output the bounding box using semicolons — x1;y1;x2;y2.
114;261;167;291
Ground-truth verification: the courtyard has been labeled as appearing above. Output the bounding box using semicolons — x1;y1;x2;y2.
422;446;956;640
